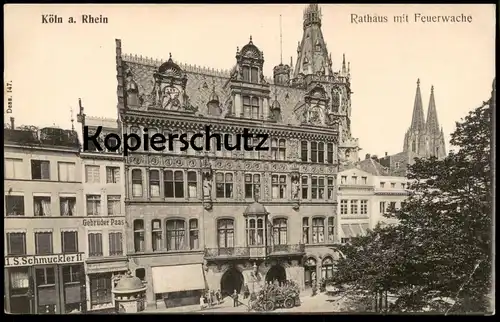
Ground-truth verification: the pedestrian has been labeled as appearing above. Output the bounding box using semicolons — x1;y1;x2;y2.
232;289;239;307
210;290;215;306
200;295;207;310
216;289;221;304
243;284;250;299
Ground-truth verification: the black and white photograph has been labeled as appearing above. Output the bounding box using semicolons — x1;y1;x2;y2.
3;4;495;314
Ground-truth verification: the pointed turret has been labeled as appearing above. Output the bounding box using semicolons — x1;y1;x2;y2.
410;79;425;131
293;4;333;78
342;54;347;75
426;85;440;134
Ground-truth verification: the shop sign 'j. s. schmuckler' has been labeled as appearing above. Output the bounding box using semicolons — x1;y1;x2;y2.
4;253;84;267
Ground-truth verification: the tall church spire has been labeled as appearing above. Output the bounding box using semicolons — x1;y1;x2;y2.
293;4;333;78
410;79;425;131
426;85;440;134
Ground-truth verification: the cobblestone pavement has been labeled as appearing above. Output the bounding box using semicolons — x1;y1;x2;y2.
146;293;346;313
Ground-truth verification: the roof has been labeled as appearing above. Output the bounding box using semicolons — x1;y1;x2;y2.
113;275;146;294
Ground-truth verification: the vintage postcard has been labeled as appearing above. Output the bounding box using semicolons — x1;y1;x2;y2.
3;4;495;314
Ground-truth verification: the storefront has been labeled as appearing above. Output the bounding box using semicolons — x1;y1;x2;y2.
4;253;86;314
85;258;129;312
151;264;206;309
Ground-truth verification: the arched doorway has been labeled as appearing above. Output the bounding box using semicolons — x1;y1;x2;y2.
304;257;317;288
220;267;244;297
265;265;287;285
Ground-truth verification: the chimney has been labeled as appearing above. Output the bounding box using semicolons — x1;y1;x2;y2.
10;117;15;129
385;152;388;157
365;153;371;160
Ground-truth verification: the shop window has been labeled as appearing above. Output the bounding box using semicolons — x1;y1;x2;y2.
35;267;57;314
63;265;83;313
135;268;146;281
90;273;113;309
9;267;31;314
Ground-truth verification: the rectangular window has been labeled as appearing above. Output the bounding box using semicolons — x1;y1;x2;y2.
244;173;261;199
7;232;26;255
106;167;120;183
189;219;199;250
318;143;325;163
187;171;198;198
242;66;250;82
31;160;50;180
60;197;76;216
86;195;101;216
380;182;385;188
391;182;396;188
166;220;186;251
35;232;53;255
164;170;184;198
271;174;287;199
149;170;160;197
5;195;25;216
88;233;103;257
251;97;259;119
61;231;78;253
90;274;112;308
350;200;358;215
134;220;145;252
311;176;325;199
361;176;367;184
215;172;233;198
352;176;357;184
312;218;325;244
327;143;334;164
379;201;386;214
340;200;348;215
243;96;251;117
341;176;347;184
109;232;123;256
85;165;100;183
301;176;308;199
390;201;397;210
132;169;143;197
360;200;368;215
251;67;259;83
311;142;318;163
4;158;23;179
327;177;335;199
301;141;308;162
35;266;57;312
33;196;51;217
401;183;406;189
107;195;121;216
58;162;76;182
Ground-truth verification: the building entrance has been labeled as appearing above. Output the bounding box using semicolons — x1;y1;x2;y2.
265;265;287;285
220;267;244;297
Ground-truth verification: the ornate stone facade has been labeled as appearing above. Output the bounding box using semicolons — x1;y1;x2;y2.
117;4;358;307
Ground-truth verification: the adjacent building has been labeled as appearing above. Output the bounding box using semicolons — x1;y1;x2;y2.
4;118;86;314
337;155;409;244
76;108;128;312
114;4;359;309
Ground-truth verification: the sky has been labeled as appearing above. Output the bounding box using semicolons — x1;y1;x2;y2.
4;4;496;157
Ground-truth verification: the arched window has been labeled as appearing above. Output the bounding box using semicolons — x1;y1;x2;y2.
133;220;144;252
149;170;160;197
304;257;317;288
272;218;287;245
129;126;140;148
131;169;143;197
312;217;325;244
246;218;256;246
302;217;310;244
321;256;334;280
166;219;185;251
217;219;234;248
189;219;199;250
152;219;162;251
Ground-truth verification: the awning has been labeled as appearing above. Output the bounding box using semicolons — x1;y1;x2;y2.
341;224;353;238
350;224;362;237
152;264;205;294
360;223;369;236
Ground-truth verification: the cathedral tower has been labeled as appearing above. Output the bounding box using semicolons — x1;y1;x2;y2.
403;79;446;159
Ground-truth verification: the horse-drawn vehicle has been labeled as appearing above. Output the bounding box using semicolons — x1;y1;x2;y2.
248;281;301;312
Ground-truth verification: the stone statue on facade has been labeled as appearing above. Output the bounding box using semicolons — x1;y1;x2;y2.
202;169;213;210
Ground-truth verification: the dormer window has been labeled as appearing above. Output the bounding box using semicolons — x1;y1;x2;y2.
242;65;259;84
243;96;259;119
